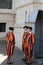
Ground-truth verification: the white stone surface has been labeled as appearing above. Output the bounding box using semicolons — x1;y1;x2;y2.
41;4;43;10
0;11;15;38
14;7;26;27
14;28;24;46
0;9;14;14
0;54;7;64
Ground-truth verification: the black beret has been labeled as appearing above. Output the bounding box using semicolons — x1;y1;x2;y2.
23;26;28;29
28;26;32;30
9;27;14;30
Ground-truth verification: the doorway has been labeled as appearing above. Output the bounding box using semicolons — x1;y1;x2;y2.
35;10;43;57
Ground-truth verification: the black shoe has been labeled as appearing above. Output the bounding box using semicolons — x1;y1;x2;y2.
27;61;32;65
30;61;32;64
7;62;13;64
22;58;28;61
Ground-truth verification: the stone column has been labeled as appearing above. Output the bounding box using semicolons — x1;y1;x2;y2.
12;0;15;10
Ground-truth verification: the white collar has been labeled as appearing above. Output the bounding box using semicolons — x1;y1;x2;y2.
29;32;32;34
25;30;28;32
9;30;12;32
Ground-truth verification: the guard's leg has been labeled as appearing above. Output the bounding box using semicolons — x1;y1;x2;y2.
26;45;31;64
7;55;11;64
23;46;28;61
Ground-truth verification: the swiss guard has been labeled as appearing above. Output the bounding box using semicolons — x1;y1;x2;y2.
22;26;28;61
26;26;35;64
6;27;15;64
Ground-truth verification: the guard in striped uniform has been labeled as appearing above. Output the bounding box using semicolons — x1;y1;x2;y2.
22;26;28;60
26;26;35;64
6;27;15;64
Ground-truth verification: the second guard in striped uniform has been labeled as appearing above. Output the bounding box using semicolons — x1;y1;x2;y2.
22;26;28;60
26;26;35;64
